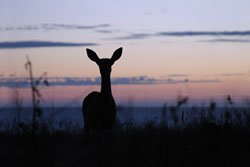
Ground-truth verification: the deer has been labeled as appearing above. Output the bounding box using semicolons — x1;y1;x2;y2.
82;47;123;132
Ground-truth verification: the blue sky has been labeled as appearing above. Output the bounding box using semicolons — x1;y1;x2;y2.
1;0;250;42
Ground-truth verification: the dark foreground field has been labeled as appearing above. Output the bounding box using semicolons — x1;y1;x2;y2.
1;105;250;167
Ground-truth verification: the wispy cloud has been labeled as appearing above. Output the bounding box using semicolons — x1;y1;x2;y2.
41;23;110;31
1;24;111;31
95;30;114;34
156;31;250;37
0;41;98;49
0;76;221;88
166;74;189;77
200;38;250;43
113;33;151;40
219;73;245;77
113;30;250;40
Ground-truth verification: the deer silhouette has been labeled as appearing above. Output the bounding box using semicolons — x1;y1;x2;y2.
82;47;123;132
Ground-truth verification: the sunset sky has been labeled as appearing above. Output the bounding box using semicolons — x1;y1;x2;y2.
1;0;250;106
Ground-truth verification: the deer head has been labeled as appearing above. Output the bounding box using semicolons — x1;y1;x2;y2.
86;47;123;77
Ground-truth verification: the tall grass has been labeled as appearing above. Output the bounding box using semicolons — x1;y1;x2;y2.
1;102;250;167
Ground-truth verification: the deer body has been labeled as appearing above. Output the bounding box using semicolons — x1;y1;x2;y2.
82;48;123;132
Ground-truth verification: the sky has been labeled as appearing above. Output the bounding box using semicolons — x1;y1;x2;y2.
0;0;250;106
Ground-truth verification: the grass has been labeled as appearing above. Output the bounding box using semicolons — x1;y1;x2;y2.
1;104;250;167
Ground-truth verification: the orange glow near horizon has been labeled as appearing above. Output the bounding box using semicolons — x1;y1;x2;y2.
1;76;250;107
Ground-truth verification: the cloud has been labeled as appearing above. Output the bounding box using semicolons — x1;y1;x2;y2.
200;38;250;43
16;25;39;31
167;74;189;77
0;41;98;49
95;30;113;34
41;24;110;31
187;79;221;83
112;76;157;84
113;33;151;40
219;73;245;77
1;24;111;31
113;30;250;40
0;76;221;88
156;31;250;37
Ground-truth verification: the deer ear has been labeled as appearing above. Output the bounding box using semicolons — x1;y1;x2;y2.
111;47;123;64
86;48;100;63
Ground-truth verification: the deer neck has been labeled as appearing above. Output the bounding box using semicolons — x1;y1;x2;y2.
101;73;112;96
